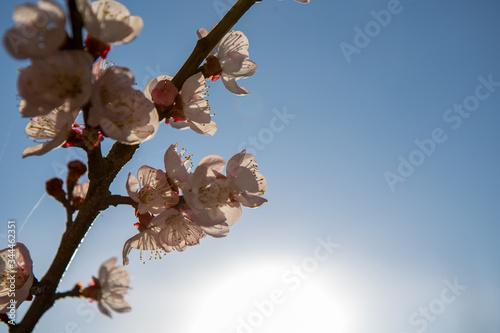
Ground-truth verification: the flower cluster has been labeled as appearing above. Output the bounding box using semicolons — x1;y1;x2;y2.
1;0;305;323
123;144;267;265
3;0;157;156
7;2;266;157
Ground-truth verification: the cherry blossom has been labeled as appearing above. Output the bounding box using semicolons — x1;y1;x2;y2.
182;155;240;230
150;209;205;252
77;0;143;45
0;244;34;314
3;0;67;60
22;106;80;158
199;29;257;95
81;258;131;317
122;213;172;266
88;66;158;144
18;50;93;118
126;166;178;214
226;150;268;208
182;151;266;234
145;73;216;135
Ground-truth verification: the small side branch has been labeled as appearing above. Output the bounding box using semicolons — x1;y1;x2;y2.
106;195;135;208
55;284;82;300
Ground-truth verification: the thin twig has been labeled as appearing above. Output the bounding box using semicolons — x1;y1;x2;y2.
54;284;82;300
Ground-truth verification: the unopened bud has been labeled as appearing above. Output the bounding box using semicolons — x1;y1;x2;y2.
67;160;87;189
45;178;66;203
151;79;179;108
68;161;87;179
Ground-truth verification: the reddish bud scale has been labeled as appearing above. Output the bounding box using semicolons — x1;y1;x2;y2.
71;197;85;210
81;277;102;301
84;35;112;60
203;55;223;79
63;128;84;148
165;95;187;124
135;212;154;232
82;127;104;150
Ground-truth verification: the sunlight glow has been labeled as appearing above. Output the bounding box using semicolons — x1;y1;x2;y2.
186;258;363;333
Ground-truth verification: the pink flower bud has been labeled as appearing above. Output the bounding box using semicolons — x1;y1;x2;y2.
151;79;178;108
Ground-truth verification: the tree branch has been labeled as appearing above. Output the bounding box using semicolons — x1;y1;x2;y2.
66;0;83;50
11;1;259;332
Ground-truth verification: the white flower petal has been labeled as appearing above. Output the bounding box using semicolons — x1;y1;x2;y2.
181;72;207;104
97;301;112;318
187;119;217;136
80;0;143;44
169;120;190;130
217;30;249;61
22;132;66;158
223;57;257;78
221;74;250;95
22;106;79;158
122;229;170;265
164;144;189;184
201;223;229;238
103;295;131;314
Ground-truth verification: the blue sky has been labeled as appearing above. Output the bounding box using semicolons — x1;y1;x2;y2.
1;0;500;332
